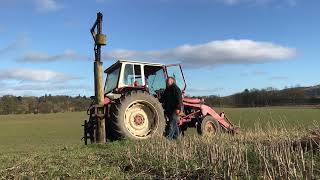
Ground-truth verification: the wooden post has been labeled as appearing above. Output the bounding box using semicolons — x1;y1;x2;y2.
90;12;107;144
94;61;105;105
94;61;106;143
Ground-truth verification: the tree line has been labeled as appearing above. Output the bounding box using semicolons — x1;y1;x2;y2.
0;85;319;115
0;94;91;115
203;86;320;107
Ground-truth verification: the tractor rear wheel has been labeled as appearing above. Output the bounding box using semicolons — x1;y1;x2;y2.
198;116;221;137
109;91;165;140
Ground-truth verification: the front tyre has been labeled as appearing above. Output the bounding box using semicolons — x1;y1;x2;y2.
110;91;165;140
197;116;221;137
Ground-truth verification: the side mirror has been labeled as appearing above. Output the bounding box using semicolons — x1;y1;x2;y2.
90;96;95;100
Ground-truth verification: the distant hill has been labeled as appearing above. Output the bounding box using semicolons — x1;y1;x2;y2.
202;85;320;107
302;85;320;98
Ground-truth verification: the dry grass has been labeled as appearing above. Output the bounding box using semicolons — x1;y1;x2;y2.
0;128;319;179
125;128;320;179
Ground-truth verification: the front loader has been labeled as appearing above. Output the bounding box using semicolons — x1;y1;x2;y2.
82;13;239;144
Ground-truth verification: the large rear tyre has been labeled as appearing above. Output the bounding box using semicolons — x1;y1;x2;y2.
197;116;221;137
109;91;165;140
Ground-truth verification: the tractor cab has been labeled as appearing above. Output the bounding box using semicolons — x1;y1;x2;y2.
104;60;186;98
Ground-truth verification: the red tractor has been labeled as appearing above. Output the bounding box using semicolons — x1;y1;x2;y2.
83;60;238;143
82;12;238;144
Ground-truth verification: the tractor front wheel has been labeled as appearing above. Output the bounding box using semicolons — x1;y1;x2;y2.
109;91;165;140
198;116;221;137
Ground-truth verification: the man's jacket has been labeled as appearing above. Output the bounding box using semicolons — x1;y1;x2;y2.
160;84;182;115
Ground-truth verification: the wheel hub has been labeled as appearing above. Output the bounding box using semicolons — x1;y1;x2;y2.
204;122;216;135
133;114;145;126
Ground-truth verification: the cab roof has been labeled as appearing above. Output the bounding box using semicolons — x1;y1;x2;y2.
104;60;164;73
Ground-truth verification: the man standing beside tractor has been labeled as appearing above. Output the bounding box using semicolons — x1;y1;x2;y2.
161;77;183;140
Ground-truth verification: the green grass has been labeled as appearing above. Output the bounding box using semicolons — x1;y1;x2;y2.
220;107;320;130
0;112;85;152
0;108;319;179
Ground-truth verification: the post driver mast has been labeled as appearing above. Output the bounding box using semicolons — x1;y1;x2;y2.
90;12;107;144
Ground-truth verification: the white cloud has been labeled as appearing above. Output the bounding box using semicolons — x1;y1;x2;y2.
0;0;62;12
0;82;91;96
0;68;86;96
104;39;296;68
0;68;75;82
35;0;62;12
19;49;88;62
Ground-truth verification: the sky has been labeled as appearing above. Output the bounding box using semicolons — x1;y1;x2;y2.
0;0;319;97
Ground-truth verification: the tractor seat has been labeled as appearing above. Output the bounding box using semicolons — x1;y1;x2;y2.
133;81;139;86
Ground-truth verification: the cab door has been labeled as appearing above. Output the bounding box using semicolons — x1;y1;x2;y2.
165;64;186;92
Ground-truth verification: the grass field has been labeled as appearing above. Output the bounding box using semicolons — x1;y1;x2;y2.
0;107;319;179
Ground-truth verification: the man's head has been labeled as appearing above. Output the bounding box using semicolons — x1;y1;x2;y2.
166;77;176;87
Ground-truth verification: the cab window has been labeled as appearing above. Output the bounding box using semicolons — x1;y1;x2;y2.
122;64;143;86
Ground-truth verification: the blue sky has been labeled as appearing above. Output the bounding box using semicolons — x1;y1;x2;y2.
0;0;319;96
